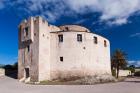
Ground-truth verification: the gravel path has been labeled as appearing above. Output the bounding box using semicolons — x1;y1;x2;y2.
0;76;140;93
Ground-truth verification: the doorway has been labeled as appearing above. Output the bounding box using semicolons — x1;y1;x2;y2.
25;68;30;78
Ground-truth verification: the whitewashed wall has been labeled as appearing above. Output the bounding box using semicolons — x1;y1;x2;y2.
50;31;111;79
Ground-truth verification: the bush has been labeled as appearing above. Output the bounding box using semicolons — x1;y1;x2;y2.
3;62;18;70
4;65;13;69
0;64;4;68
134;71;140;76
112;69;116;77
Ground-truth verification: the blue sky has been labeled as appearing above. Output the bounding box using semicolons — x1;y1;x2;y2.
0;0;140;66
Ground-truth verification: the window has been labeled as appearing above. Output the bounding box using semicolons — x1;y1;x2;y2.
24;27;28;36
34;19;37;23
58;35;63;42
42;19;45;23
27;45;30;52
77;34;82;42
60;57;63;62
19;25;22;31
65;27;69;31
104;40;107;47
94;36;98;44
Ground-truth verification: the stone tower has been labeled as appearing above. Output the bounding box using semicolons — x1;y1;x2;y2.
18;16;111;82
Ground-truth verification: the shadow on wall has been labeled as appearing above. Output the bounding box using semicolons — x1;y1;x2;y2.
3;62;18;79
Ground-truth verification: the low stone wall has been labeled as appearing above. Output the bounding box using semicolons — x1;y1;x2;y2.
0;68;5;76
119;70;131;77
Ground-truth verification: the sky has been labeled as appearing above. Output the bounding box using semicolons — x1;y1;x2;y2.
0;0;140;66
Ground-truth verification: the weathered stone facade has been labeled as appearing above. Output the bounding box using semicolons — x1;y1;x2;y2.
18;16;111;82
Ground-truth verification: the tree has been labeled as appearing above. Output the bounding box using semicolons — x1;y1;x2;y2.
111;49;127;78
12;62;18;70
0;64;4;68
3;62;18;70
4;64;13;69
128;65;135;75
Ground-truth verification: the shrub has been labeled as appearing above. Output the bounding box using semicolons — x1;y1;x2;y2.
134;71;140;76
112;69;116;77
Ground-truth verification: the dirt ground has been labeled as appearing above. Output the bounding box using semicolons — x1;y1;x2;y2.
0;76;140;93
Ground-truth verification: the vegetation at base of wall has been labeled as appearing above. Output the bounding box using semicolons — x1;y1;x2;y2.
117;77;126;82
134;71;140;76
112;69;116;77
37;74;117;85
39;80;74;85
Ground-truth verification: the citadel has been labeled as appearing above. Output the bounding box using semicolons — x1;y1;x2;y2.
18;16;111;82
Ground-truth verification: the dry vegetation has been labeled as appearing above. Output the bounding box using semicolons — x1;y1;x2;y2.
36;74;117;85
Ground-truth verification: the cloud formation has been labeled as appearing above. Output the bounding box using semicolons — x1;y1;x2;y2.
0;0;5;9
1;0;140;25
128;60;140;67
130;33;140;38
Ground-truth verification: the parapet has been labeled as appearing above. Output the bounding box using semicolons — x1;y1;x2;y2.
59;25;90;32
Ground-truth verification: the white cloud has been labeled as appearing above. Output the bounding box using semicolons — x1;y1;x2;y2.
107;18;128;26
1;0;140;25
67;0;100;13
25;0;68;22
0;0;5;9
128;60;140;67
67;0;140;25
28;0;51;11
100;0;140;20
130;33;140;38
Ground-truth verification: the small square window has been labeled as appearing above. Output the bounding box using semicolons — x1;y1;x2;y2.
94;36;98;44
58;35;63;42
104;40;107;47
60;57;63;62
77;34;82;42
65;27;69;31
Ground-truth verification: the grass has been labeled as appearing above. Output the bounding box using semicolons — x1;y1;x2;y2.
35;74;118;85
39;80;77;85
116;77;126;82
27;75;127;85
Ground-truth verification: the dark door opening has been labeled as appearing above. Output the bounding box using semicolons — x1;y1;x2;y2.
25;68;29;78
